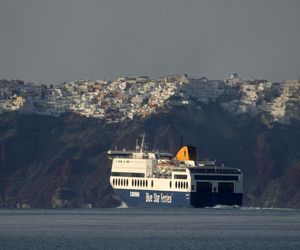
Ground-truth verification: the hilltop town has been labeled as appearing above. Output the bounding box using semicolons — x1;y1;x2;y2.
0;74;300;124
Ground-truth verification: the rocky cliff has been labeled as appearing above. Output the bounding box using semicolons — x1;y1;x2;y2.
1;104;300;208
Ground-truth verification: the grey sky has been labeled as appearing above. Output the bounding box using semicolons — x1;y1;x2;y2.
0;0;299;84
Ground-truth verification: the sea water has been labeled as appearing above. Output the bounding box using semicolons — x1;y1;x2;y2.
0;207;300;250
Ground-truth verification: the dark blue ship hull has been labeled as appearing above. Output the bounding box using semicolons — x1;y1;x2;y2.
115;189;243;208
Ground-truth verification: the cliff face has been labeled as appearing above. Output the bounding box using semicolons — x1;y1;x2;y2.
0;113;119;208
0;105;300;208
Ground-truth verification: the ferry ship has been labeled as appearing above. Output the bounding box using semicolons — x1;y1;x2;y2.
108;136;243;208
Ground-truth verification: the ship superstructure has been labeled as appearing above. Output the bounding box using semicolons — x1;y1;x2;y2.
108;135;243;208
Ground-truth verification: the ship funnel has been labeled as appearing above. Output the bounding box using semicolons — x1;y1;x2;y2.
175;145;197;161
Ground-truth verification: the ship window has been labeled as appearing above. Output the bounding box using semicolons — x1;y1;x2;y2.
134;179;137;186
113;179;115;185
121;179;123;186
111;172;145;178
186;182;188;189
146;180;148;187
172;168;186;172
127;179;129;186
174;174;187;179
132;179;134;186
151;180;154;187
143;180;145;187
183;182;185;189
169;181;172;188
118;179;120;186
194;175;238;181
175;182;177;189
190;168;240;174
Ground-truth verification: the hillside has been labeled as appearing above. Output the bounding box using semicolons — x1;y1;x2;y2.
1;104;300;208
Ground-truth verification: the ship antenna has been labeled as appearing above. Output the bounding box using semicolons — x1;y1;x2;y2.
135;139;140;152
140;133;146;153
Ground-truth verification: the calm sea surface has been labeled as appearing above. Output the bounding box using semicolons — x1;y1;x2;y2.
0;207;300;250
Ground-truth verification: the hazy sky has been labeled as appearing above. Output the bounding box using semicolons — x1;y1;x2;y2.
1;0;300;84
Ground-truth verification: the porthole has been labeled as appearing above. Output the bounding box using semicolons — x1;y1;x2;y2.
146;180;148;187
186;182;188;189
121;179;123;186
143;180;145;187
169;181;172;188
126;179;129;186
118;179;120;186
175;182;177;189
151;180;154;187
132;179;134;186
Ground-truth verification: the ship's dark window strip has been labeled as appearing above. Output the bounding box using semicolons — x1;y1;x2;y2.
172;169;186;172
194;175;238;181
190;168;240;174
111;172;145;177
174;174;188;179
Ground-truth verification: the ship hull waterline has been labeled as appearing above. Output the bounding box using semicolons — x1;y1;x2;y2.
114;189;243;208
